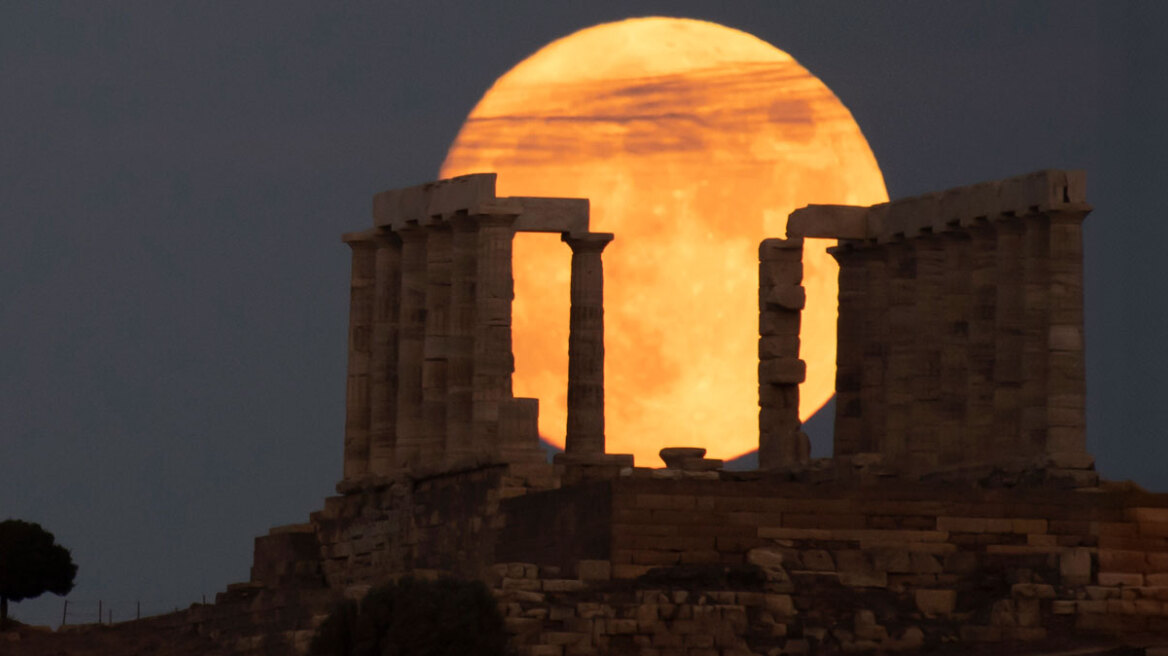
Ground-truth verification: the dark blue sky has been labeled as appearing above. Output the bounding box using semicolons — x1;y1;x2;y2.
2;1;1165;626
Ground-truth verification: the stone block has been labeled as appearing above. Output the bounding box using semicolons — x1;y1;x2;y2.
786;204;870;239
915;589;956;616
576;560;611;582
1098;572;1144;587
762;284;806;310
759;358;806;385
1099;549;1147;574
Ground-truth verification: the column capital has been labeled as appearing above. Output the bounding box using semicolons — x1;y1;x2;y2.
342;229;378;246
395;224;428;243
563;231;614;253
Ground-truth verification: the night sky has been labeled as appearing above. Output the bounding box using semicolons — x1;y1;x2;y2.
3;2;1166;627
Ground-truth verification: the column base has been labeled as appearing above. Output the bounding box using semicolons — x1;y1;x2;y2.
554;452;634;485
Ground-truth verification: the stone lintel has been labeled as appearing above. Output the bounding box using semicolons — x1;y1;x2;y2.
786;205;870;240
371;173;589;233
789;170;1090;247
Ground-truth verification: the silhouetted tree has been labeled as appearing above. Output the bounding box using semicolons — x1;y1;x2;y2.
311;577;506;656
0;519;77;626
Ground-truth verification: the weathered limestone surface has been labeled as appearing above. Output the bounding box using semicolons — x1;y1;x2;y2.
758;237;809;469
795;170;1093;473
340;174;630;483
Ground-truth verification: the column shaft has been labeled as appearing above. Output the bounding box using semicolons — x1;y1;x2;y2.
1021;214;1051;456
965;223;998;463
446;217;478;467
394;227;428;469
882;239;916;461
472;215;517;456
907;235;944;471
342;236;375;481
938;231;972;465
1045;210;1089;455
991;218;1025;458
860;247;888;455
368;232;401;475
564;233;614;456
831;245;864;456
421;225;452;470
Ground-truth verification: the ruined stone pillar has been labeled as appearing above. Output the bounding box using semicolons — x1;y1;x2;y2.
342;233;375;481
422;224;453;470
1045;209;1089;458
472;214;517;456
368;231;402;475
446;215;478;467
758;238;808;468
394;226;428;469
991;217;1025;457
829;243;863;457
562;232;614;457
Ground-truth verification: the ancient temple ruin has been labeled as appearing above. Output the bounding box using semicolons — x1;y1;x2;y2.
27;169;1168;656
760;169;1092;475
339;173;630;485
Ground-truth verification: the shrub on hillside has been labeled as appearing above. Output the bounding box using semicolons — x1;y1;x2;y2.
310;577;506;656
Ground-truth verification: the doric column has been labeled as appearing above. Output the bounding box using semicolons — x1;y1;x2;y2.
965;222;997;464
1045;209;1089;457
830;243;863;457
472;214;517;456
1020;213;1052;456
938;230;972;465
394;226;428;469
882;238;916;461
342;232;376;481
859;246;888;456
562;232;614;457
991;217;1025;457
422;224;453;470
907;234;945;471
368;231;401;475
446;215;478;467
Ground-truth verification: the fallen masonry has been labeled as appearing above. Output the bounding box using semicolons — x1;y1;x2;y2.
13;170;1168;656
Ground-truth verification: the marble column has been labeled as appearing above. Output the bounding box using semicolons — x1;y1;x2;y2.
859;246;888;456
907;233;945;471
1020;213;1052;456
965;222;998;463
938;230;972;465
562;232;614;457
757;238;807;468
394;226;428;469
472;214;517;457
991;217;1025;458
882;238;916;461
342;233;375;481
830;244;864;457
446;215;478;467
1045;209;1089;457
368;231;402;475
421;224;453;470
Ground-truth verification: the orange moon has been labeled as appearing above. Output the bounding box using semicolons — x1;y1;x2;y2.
440;17;887;465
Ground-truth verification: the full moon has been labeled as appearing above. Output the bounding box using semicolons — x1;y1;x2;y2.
441;17;887;465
